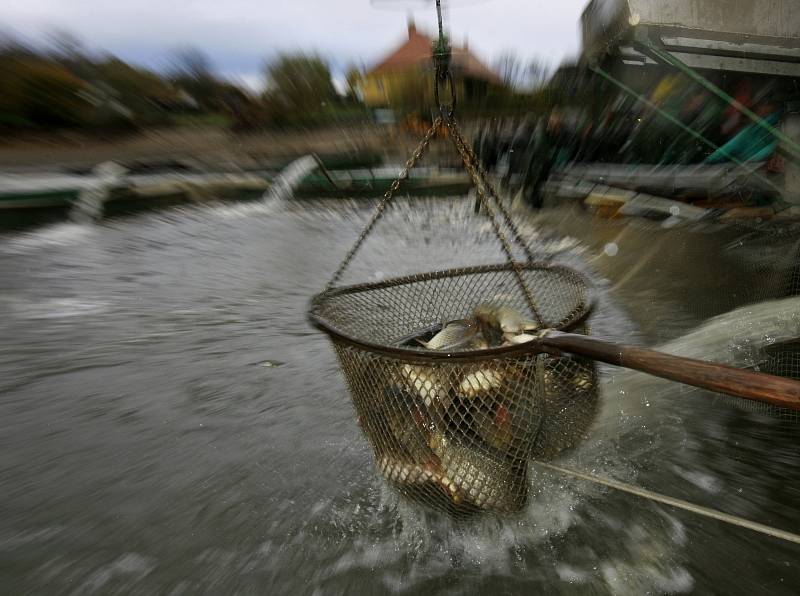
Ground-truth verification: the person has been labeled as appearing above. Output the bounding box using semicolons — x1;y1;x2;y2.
477;118;500;173
520;113;559;208
505;115;535;192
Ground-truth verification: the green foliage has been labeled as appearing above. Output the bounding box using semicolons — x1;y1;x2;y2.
167;48;219;111
169;112;232;128
0;37;372;133
0;55;90;128
263;53;339;126
95;59;169;100
92;58;173;126
0;38;266;133
168;47;212;82
344;65;363;103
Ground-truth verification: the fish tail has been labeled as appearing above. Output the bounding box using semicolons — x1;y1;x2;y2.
522;320;539;331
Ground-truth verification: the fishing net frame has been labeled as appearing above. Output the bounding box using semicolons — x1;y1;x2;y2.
308;113;601;517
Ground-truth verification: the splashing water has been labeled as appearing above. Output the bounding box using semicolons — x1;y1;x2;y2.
264;155;320;202
0;197;798;595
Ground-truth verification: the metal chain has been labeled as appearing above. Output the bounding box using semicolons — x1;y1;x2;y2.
447;118;537;263
325;1;540;323
431;0;455;118
435;0;445;44
325;117;443;290
430;2;538;319
446;117;544;325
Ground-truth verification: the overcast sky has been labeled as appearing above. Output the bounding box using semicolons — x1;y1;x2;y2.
0;0;589;91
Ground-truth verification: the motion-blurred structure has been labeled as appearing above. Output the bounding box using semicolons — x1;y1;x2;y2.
480;0;800;214
4;1;800;594
360;19;501;111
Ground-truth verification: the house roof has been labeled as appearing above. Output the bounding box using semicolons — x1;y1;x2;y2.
368;23;501;84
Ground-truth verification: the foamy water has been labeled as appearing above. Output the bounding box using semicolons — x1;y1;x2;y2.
0;222;96;255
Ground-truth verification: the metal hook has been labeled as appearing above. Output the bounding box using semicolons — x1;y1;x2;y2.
434;70;456;119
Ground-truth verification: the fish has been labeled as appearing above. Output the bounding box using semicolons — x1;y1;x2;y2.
473;405;515;451
532;356;599;460
378;456;436;485
383;391;435;461
428;431;527;513
417;319;480;351
378;456;465;504
459;368;504;398
496;306;540;334
471;337;490;350
571;369;594;392
474;302;539;337
399;364;452;407
392;323;443;347
503;332;538;345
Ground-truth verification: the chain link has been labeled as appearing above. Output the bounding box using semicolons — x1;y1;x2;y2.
325;117;443;290
446;118;537;264
446;118;544;324
325;113;544;326
435;0;445;43
432;0;454;117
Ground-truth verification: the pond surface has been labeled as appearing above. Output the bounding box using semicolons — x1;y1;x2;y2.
1;197;798;594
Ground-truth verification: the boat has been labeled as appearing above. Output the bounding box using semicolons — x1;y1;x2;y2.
0;171;271;230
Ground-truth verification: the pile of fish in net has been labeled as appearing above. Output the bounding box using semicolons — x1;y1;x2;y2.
313;265;598;517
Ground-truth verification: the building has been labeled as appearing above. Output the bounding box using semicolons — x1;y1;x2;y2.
580;0;800;78
360;20;501;111
577;0;800;200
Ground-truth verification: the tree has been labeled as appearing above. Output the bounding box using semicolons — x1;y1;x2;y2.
494;51;524;90
46;29;88;62
0;28;31;55
344;65;364;103
0;57;89;128
263;53;337;124
45;30;98;81
92;58;174;126
525;59;550;91
168;47;220;111
169;47;213;82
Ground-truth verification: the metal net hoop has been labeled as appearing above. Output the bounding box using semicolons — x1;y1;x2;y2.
308;25;598;512
310;260;596;517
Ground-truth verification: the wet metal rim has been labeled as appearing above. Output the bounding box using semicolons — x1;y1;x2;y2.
308;262;594;363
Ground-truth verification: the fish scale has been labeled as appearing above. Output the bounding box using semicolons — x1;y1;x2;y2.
429;432;527;513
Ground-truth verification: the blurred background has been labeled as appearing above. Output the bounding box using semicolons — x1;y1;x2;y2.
0;0;797;220
1;1;800;595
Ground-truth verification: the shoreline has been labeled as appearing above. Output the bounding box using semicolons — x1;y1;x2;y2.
0;123;401;172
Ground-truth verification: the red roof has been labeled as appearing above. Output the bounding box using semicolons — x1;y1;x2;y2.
369;24;501;84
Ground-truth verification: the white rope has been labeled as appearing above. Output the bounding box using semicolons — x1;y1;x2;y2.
533;461;800;546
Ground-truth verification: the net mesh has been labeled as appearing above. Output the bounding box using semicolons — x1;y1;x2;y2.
726;340;800;422
310;263;596;517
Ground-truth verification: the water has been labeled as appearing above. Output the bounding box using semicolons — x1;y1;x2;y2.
1;198;798;595
264;156;320;202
